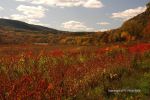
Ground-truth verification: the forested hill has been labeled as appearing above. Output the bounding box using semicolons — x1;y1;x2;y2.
112;2;150;41
0;18;62;34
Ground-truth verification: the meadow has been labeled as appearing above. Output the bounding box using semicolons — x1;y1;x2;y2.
0;42;150;100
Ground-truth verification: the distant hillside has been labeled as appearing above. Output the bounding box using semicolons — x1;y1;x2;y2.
0;18;61;34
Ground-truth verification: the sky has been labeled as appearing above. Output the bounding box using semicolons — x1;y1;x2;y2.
0;0;149;32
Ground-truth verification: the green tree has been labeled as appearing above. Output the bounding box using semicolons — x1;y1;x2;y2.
146;2;150;9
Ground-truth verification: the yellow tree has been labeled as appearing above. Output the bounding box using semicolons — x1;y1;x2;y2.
120;31;131;41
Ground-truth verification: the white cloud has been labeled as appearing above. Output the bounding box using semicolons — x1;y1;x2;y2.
10;14;40;24
16;0;103;8
16;0;26;1
9;5;47;25
17;5;47;18
112;6;146;20
10;14;28;20
97;22;110;26
96;29;108;32
0;6;4;11
62;20;93;31
84;0;103;8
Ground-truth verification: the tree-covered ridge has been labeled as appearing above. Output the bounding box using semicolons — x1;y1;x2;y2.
111;2;150;42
